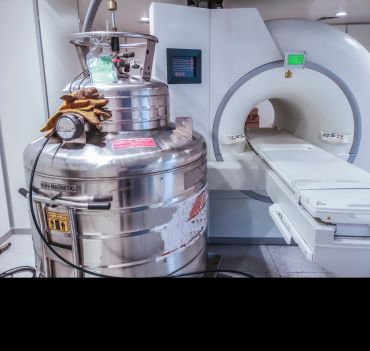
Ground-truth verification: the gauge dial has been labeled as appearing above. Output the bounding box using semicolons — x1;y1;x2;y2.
56;115;84;141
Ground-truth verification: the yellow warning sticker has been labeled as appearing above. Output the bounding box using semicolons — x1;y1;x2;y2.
46;211;70;233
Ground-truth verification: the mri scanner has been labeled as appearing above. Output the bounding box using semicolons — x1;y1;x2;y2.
150;3;370;276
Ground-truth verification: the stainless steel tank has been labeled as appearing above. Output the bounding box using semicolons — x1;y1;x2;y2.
22;32;208;277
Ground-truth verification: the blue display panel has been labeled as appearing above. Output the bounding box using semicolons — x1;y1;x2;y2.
172;56;196;78
167;49;202;84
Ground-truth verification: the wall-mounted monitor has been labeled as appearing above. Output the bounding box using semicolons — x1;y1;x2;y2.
167;48;202;84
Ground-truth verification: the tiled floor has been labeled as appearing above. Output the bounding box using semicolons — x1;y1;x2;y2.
0;235;333;278
0;235;35;277
208;245;333;278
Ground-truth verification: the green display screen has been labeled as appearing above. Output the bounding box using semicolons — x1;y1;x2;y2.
287;54;305;66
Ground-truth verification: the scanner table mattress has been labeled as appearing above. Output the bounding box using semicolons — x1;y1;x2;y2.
247;129;370;224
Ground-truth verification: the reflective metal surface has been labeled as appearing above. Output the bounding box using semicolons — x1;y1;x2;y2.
94;78;169;132
67;78;170;132
71;31;159;43
25;125;206;178
24;76;208;277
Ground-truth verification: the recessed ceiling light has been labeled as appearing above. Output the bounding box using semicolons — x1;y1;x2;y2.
336;11;348;17
140;17;150;23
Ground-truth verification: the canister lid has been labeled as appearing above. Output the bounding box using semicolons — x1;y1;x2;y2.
70;77;170;132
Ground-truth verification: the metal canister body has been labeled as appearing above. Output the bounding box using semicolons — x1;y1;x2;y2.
23;78;208;277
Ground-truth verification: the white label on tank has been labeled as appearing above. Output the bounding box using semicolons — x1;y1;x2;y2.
155;186;208;262
221;133;246;145
320;131;351;144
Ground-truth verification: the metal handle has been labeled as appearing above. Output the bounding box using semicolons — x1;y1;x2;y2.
18;188;28;198
175;117;193;139
68;208;83;278
70;31;156;51
71;31;159;43
269;204;293;245
269;204;314;261
19;188;111;210
0;243;11;255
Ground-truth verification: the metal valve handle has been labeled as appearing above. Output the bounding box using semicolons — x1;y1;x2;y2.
70;31;158;50
18;188;112;210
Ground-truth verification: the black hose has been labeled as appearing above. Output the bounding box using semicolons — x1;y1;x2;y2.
170;269;254;278
78;74;91;90
78;0;103;69
69;69;89;93
0;266;37;278
81;0;103;32
241;191;273;204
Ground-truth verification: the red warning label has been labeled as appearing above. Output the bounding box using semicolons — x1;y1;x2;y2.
188;189;207;221
112;138;157;150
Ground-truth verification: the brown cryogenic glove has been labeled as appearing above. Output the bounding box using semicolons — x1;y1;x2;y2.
40;87;111;136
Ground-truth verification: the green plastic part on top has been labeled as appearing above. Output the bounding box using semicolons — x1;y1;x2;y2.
86;47;117;84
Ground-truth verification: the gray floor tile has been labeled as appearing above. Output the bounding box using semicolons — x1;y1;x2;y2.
0;237;333;278
0;235;35;277
281;272;334;278
208;244;280;277
267;245;329;274
217;271;279;278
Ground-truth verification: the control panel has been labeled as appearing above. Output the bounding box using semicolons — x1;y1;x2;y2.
167;48;202;84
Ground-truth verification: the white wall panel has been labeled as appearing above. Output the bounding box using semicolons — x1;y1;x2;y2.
0;0;46;229
0;120;11;238
0;0;81;230
38;0;81;113
150;3;211;156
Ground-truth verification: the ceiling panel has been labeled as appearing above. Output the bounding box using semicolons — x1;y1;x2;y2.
78;0;370;34
78;0;186;33
224;0;370;23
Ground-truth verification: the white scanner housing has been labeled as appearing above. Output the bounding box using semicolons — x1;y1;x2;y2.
150;3;370;277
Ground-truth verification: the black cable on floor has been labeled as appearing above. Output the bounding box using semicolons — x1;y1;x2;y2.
0;266;37;278
170;269;255;278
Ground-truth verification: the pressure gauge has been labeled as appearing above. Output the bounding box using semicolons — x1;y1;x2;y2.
56;114;85;141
